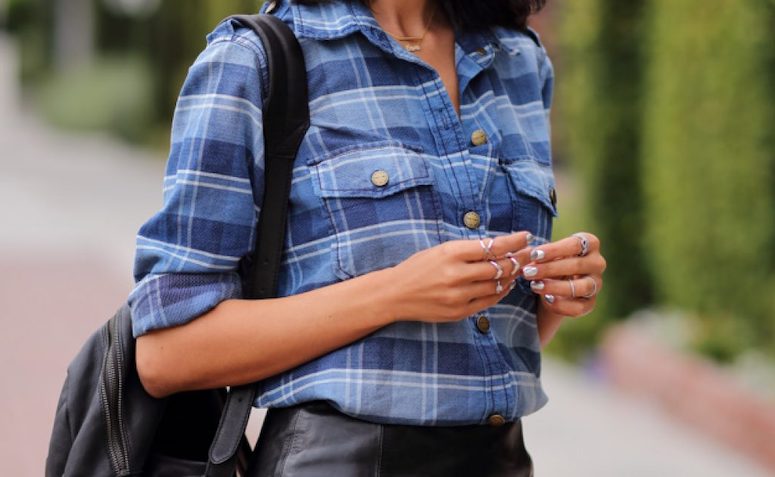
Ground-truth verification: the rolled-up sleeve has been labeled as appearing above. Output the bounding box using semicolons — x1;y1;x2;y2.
129;27;267;337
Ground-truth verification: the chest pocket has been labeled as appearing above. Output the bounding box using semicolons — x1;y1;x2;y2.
500;154;558;245
308;140;443;280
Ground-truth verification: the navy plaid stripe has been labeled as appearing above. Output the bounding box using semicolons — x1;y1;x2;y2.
129;0;557;425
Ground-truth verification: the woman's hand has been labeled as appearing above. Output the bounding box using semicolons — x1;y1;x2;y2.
387;231;534;323
521;232;606;318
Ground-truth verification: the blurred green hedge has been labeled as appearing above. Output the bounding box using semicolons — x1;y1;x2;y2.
551;0;653;359
642;0;775;361
554;0;775;361
9;0;262;143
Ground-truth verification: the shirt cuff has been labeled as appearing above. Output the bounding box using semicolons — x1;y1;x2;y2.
128;272;243;337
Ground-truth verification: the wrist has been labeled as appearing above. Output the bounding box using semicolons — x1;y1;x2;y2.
364;266;403;326
537;300;565;348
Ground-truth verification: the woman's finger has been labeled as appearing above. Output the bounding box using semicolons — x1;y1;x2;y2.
446;231;532;263
529;276;601;299
461;277;518;300
527;232;600;263
521;255;605;281
539;294;597;318
462;255;524;282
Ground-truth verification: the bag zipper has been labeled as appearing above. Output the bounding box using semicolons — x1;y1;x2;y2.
100;317;130;474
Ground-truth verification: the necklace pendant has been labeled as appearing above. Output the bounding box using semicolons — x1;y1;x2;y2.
405;44;421;52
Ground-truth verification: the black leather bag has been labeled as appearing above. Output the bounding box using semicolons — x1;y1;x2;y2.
45;14;309;477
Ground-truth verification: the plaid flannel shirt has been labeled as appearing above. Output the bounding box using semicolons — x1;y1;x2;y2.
129;0;557;425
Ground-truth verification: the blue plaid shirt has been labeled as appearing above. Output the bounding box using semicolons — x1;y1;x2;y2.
129;0;557;426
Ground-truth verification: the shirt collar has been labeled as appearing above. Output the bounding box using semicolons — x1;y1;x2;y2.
291;0;382;41
282;0;521;60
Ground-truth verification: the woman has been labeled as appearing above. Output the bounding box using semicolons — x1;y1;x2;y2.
130;0;607;474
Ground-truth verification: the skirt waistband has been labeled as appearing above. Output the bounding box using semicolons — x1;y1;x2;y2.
248;401;534;477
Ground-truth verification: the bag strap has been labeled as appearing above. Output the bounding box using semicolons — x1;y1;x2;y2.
204;14;309;477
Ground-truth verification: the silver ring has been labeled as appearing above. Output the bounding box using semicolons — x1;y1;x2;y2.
480;238;496;261
506;254;520;276
568;279;576;298
572;233;590;257
495;280;504;294
581;276;598;299
489;260;504;280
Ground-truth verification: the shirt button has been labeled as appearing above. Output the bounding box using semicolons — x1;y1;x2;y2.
476;315;490;334
475;47;487;55
371;170;389;187
463;211;481;229
487;414;506;427
471;129;488;147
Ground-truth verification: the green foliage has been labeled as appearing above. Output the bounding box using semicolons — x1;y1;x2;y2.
146;0;262;126
641;0;775;357
550;0;653;358
37;55;154;143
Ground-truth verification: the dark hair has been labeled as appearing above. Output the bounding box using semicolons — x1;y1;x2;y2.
294;0;546;30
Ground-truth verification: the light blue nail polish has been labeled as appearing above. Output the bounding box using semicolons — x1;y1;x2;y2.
530;280;545;291
530;249;545;261
525;233;534;243
545;294;556;304
523;266;538;278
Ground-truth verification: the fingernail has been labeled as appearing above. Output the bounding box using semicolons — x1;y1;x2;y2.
525;233;534;243
530;249;545;262
545;294;556;304
530;280;545;291
523;266;538;278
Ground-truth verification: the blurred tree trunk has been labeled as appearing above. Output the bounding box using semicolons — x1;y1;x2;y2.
52;0;94;71
552;0;652;357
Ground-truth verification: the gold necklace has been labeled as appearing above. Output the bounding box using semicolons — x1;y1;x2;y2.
380;5;437;53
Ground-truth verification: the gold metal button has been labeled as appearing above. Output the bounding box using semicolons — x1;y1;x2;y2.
471;129;488;147
463;211;481;229
476;47;487;55
476;315;490;334
487;414;506;427
371;170;389;187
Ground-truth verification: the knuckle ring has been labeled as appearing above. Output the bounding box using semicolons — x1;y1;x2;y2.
506;253;520;276
480;238;496;261
581;276;598;299
572;232;590;257
568;278;576;298
489;260;504;280
495;280;504;294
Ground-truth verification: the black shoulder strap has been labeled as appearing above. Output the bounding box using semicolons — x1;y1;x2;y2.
205;14;309;477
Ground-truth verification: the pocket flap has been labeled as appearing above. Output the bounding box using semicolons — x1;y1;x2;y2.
501;157;558;216
311;141;432;199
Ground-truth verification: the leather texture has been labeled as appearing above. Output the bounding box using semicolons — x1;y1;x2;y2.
247;402;534;477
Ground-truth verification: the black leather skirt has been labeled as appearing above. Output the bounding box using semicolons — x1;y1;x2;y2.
247;401;534;477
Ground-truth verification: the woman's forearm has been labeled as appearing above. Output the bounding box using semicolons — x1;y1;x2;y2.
537;301;565;349
136;267;398;398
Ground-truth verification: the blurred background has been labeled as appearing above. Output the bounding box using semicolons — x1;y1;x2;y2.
0;0;773;475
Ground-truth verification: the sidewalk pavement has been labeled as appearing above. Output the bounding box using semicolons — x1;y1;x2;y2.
0;34;770;477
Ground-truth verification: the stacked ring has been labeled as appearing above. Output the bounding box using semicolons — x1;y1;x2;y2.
489;260;504;280
479;238;496;261
572;233;590;257
581;276;598;299
506;253;520;276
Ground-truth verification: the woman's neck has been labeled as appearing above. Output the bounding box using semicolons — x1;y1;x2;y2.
368;0;437;38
